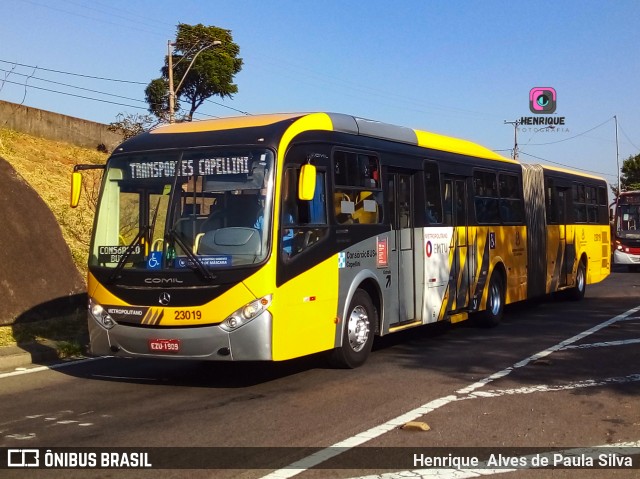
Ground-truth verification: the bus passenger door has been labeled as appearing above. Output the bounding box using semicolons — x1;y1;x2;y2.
388;171;415;323
443;177;471;311
557;186;572;287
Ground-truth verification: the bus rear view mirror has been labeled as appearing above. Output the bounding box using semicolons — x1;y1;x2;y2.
298;163;316;201
70;164;106;208
70;171;82;208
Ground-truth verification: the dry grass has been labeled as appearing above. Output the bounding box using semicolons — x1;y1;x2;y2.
0;317;86;349
0;128;108;277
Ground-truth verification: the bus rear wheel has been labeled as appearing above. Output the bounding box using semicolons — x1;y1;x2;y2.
329;289;375;369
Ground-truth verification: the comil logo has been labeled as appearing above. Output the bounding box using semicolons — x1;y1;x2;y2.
529;87;557;114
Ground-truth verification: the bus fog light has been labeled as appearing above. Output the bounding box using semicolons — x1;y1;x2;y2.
220;295;272;332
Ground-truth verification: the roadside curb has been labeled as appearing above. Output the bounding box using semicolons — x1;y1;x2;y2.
0;341;60;372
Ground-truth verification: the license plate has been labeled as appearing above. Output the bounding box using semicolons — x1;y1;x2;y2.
148;339;180;353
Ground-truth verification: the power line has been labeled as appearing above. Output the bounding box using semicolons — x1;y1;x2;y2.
205;98;251;116
527;117;614;146
0;59;251;116
23;0;167;37
2;79;148;110
519;150;615;178
0;68;147;104
59;0;172;31
618;121;640;153
0;59;146;84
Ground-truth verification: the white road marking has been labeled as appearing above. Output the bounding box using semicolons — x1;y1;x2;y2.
465;373;640;399
0;356;107;379
562;338;640;349
4;433;36;440
457;305;640;395
259;304;640;479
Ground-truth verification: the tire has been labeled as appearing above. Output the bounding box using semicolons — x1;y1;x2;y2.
329;289;375;368
568;260;586;301
477;271;505;327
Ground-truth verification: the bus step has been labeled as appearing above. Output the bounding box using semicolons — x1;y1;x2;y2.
448;312;469;324
388;320;423;333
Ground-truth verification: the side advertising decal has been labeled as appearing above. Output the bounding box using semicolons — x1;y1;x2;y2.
423;227;454;323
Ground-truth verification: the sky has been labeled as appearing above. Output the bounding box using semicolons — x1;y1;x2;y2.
1;0;639;190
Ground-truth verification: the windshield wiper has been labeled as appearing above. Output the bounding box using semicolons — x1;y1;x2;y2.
108;227;147;283
168;228;217;281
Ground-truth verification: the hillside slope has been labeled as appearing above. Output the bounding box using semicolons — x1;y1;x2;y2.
0;128;108;275
0;157;87;325
0;128;109;327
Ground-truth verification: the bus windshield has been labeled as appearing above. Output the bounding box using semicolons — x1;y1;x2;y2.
616;203;640;237
90;148;274;272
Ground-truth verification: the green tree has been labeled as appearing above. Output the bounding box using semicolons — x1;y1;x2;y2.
145;23;243;122
620;153;640;192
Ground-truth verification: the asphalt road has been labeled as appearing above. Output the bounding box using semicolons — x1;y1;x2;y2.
1;266;639;479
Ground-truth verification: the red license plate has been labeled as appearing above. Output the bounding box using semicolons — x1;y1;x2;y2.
148;339;180;353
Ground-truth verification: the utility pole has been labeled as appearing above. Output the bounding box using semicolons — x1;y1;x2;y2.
167;40;176;124
615;115;621;195
504;120;521;160
167;40;221;124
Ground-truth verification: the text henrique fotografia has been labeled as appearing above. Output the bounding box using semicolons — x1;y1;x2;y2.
519;87;568;134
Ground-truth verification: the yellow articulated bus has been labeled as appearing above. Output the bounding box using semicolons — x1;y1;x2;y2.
71;112;610;368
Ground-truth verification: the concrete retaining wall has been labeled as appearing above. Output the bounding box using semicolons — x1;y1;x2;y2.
0;100;122;151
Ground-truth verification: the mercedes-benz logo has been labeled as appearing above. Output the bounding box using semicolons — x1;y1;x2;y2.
159;292;171;306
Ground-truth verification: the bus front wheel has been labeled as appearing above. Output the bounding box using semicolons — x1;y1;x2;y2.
568;260;586;301
329;289;375;369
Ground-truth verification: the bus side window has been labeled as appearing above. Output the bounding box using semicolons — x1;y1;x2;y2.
282;168;328;261
474;170;499;224
545;177;558;224
443;181;453;226
423;161;442;224
333;150;382;225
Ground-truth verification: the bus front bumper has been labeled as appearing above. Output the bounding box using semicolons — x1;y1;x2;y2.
88;311;273;361
613;249;640;265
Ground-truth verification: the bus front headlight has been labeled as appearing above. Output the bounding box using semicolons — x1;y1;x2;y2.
220;295;272;332
89;298;116;330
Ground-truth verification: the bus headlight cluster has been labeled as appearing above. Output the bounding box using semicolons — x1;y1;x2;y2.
220;295;272;332
89;298;116;330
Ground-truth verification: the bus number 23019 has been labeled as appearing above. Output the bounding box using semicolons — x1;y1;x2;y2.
174;310;202;320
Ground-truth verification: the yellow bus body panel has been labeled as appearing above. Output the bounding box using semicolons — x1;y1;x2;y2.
88;273;257;327
267;255;339;361
414;130;515;163
150;114;302;134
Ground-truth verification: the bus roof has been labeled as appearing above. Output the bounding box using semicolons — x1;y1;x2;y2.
537;164;606;183
147;112;514;164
